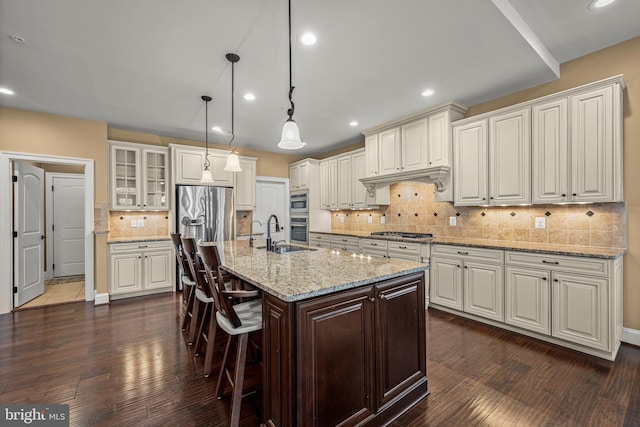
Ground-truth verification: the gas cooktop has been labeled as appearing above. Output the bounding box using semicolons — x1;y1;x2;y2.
370;232;433;239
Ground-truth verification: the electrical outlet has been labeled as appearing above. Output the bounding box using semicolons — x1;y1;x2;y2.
367;216;372;224
137;219;145;227
449;216;457;226
130;220;137;228
380;216;385;224
535;217;546;229
340;215;345;223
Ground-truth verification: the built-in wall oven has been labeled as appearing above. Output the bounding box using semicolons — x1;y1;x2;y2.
290;191;309;215
290;216;309;245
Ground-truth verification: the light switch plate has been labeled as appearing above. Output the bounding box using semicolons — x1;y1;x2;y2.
449;216;457;226
340;216;344;223
535;217;546;229
381;216;385;224
130;220;137;228
368;216;372;224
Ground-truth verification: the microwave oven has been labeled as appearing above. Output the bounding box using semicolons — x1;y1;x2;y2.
290;191;309;215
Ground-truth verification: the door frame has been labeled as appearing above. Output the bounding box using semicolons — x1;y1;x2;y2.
0;152;94;314
255;176;290;242
45;172;85;280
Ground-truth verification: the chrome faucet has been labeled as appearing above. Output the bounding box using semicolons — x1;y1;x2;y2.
273;239;287;253
266;214;281;252
249;220;263;248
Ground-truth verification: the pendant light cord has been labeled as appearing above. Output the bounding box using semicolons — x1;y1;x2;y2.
287;0;295;121
229;60;235;148
204;97;210;168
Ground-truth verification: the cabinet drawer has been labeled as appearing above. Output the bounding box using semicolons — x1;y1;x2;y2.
432;244;503;263
387;242;422;262
110;240;172;253
361;238;388;251
330;235;360;246
309;233;330;243
505;251;609;276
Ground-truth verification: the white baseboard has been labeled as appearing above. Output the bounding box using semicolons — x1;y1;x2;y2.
621;327;640;346
94;292;110;306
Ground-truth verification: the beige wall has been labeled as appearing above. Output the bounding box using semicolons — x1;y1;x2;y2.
107;128;302;178
316;141;365;160
463;36;640;330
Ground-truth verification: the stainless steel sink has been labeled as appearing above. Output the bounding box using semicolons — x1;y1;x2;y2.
256;244;317;254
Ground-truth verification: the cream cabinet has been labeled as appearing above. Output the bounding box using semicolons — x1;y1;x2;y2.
505;266;550;335
308;232;331;249
109;240;174;300
337;155;353;209
364;134;379;176
171;145;234;187
427;109;453;167
109;141;168;210
235;157;257;210
290;159;316;191
330;235;360;252
401;118;428;172
360;238;389;258
378;127;402;175
430;244;504;321
319;158;337;209
453;106;530;206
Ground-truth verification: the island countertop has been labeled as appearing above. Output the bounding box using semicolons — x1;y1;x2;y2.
208;240;428;302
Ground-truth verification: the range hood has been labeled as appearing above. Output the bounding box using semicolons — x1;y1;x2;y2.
359;165;451;198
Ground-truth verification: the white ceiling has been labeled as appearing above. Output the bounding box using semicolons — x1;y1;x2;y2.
1;0;639;156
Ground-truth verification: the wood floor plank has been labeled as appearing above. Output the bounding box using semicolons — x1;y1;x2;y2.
2;294;640;426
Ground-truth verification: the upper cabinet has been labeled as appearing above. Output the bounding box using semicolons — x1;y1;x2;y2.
235;157;257;211
171;145;234;187
320;158;338;210
453;75;625;206
109;141;168;210
289;158;318;192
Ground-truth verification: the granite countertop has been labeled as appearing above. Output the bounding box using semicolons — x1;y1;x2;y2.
107;236;171;244
204;240;427;302
309;230;625;259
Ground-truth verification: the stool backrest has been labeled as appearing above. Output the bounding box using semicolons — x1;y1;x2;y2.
170;233;194;282
180;237;212;298
198;243;241;327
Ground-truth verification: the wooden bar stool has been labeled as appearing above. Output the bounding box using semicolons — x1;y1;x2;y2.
198;243;262;427
180;237;214;347
170;233;196;334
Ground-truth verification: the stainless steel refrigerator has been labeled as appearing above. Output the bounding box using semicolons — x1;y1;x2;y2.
176;186;235;245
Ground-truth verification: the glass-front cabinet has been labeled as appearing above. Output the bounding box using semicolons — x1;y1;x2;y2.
110;141;168;210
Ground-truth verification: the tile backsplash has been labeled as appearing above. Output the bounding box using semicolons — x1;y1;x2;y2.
108;211;169;239
331;182;626;248
237;211;254;236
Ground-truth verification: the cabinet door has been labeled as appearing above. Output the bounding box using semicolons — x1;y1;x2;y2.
463;261;504;322
296;287;374;426
532;98;568;204
427;110;450;167
378;128;401;175
552;272;609;351
111;145;141;209
208;152;234;187
319;160;331;209
144;250;172;290
365;134;379;176
505;266;550;334
289;164;300;190
430;257;463;310
489;107;531;205
351;151;370;208
570;86;615;203
175;149;206;185
110;253;143;295
236;158;256;210
327;158;338;209
142;148;168;209
337;155;353;209
401;118;428;172
375;275;426;410
453;120;488;206
298;162;310;190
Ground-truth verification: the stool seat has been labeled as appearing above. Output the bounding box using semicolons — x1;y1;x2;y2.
216;299;262;336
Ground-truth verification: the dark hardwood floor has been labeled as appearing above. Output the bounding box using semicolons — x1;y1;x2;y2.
1;293;639;426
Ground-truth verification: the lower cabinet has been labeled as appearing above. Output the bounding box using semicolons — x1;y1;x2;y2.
308;232;331;249
263;272;427;427
109;240;174;300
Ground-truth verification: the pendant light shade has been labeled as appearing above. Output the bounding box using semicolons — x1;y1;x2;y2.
224;53;242;172
278;119;305;150
278;0;305;150
200;95;215;184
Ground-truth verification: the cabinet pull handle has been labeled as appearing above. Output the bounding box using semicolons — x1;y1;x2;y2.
138;245;148;248
369;297;375;302
457;251;468;255
379;294;386;300
542;260;559;265
399;246;407;249
371;243;377;246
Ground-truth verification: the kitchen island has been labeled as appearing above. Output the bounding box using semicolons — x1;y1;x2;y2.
215;241;429;427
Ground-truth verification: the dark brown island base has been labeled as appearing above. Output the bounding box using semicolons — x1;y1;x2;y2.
214;241;429;426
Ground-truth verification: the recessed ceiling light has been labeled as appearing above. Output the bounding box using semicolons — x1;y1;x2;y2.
9;35;25;43
299;32;317;46
349;121;359;127
588;0;616;10
243;93;255;101
211;126;223;133
421;89;435;97
0;87;15;95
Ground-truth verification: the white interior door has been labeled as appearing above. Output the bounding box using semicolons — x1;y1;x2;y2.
14;162;45;306
52;175;85;277
254;177;288;243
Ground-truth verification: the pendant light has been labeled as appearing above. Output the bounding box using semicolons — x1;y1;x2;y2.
277;0;306;150
200;95;215;184
224;53;242;172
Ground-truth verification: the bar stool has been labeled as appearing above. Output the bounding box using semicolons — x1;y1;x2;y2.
180;237;214;347
198;243;262;427
170;233;196;334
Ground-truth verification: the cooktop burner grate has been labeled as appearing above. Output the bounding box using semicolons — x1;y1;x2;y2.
370;231;433;239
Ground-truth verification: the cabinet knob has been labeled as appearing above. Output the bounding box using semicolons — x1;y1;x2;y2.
562;194;566;197
542;277;547;281
464;266;468;269
457;265;460;268
572;193;577;197
482;198;486;201
379;294;386;300
554;279;559;282
490;197;494;200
